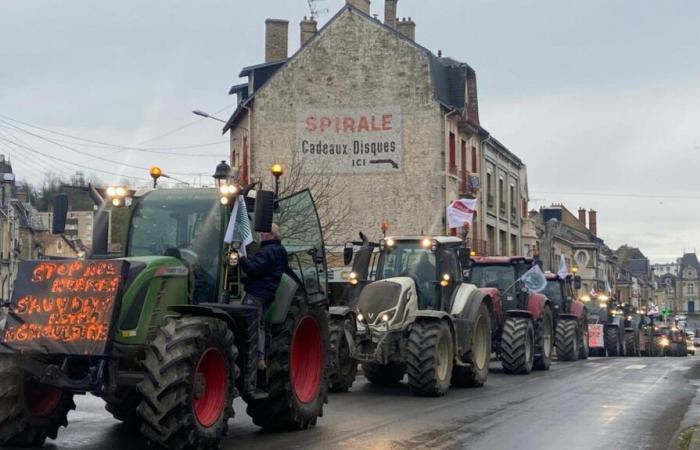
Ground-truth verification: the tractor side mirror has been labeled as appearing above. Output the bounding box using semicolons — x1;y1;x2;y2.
52;193;68;234
253;190;274;232
343;244;353;266
574;275;582;290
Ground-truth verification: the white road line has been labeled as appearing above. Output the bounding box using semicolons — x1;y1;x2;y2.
624;364;647;370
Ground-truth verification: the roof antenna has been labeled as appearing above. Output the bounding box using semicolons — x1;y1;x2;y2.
307;0;329;21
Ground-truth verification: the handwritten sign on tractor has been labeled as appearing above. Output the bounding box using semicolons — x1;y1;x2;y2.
296;106;403;174
1;260;127;356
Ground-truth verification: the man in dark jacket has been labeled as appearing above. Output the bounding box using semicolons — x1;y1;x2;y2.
239;223;288;369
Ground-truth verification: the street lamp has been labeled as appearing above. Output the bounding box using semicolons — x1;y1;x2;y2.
193;110;228;124
381;219;390;237
149;166;162;188
270;163;284;198
213;160;238;205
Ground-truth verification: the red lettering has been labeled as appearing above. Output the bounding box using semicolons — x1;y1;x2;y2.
305;117;317;132
370;115;382;131
343;117;355;132
319;117;332;132
357;116;370;132
382;114;393;131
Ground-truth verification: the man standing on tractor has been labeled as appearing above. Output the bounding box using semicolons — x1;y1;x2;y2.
239;223;289;369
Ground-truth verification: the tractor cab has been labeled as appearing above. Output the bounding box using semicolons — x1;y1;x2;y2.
469;257;534;311
543;272;578;314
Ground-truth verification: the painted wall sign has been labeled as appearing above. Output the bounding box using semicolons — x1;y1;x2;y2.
296;107;403;174
1;260;127;356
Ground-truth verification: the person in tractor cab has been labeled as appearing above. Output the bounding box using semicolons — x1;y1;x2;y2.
239;223;289;370
410;252;436;308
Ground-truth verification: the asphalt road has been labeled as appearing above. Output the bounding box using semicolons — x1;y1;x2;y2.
45;356;700;450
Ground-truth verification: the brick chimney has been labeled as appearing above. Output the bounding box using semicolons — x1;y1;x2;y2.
578;208;586;227
300;16;317;47
397;17;415;40
265;19;289;63
346;0;371;15
588;209;597;236
384;0;398;29
466;68;479;126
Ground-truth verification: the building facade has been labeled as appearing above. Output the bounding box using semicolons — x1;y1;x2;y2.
223;1;529;257
678;253;699;314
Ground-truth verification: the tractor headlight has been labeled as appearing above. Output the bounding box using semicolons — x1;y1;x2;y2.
379;310;396;323
357;313;365;323
386;238;395;247
349;272;358;285
440;273;451;287
381;313;390;322
421;237;432;249
581;295;591;302
627;316;632;321
660;337;670;347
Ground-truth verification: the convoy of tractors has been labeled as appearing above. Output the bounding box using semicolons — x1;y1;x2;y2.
0;163;691;448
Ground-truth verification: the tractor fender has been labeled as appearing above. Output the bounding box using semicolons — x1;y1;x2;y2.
449;283;479;316
168;304;239;331
477;287;502;322
267;273;301;324
329;305;356;321
451;289;495;356
527;293;549;321
569;300;585;319
505;309;533;320
557;313;578;321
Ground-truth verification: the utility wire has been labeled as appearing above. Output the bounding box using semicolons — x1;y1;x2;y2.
532;191;700;200
134;103;237;145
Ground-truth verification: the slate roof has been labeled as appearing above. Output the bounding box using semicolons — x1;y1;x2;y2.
223;4;475;134
680;253;700;274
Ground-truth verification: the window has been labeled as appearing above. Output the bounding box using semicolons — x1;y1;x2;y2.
498;178;505;214
460;140;467;190
509;184;516;221
511;234;518;256
471;146;478;172
486;170;494;208
689;283;695;295
449;132;456;174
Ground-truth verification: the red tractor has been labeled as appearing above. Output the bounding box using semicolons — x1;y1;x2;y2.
543;272;589;361
469;257;554;374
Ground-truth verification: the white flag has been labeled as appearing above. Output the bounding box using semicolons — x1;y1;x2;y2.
557;254;568;279
224;196;254;257
520;264;547;293
446;199;477;229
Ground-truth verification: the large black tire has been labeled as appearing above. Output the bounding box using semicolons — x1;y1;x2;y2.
362;362;404;385
578;320;589;360
555;319;578;361
137;316;238;450
624;331;638;357
104;388;142;425
605;327;620;356
0;355;75;447
501;317;535;374
245;299;329;430
406;320;454;396
328;315;357;393
452;303;491;388
534;307;554;370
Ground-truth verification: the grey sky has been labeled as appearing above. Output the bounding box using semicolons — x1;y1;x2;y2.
1;0;699;260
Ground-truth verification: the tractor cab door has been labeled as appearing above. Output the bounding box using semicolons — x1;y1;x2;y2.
437;248;461;312
276;189;327;304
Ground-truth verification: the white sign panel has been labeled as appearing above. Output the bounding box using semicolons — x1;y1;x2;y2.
296;107;403;174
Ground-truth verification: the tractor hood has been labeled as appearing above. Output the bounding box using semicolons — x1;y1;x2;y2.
357;277;417;328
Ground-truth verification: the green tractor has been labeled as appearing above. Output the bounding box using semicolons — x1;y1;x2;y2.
0;166;330;448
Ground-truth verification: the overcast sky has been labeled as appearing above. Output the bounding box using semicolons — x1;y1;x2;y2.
1;0;699;261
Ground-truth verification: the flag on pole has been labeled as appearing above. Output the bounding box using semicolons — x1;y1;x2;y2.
557;254;568;278
604;277;612;294
224;196;254;257
446;199;477;229
520;264;547;293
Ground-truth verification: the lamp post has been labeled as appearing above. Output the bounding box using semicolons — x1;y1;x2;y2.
149;166;162;188
213;160;238;205
192;110;228;124
381;219;390;237
270;163;284;199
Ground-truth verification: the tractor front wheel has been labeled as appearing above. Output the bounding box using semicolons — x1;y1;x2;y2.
534;307;553;370
624;331;638;357
605;327;620;356
246;298;329;430
0;355;75;447
452;302;491;387
137;316;238;450
501;317;535;374
555;319;578;361
328;315;357;393
406;320;454;396
578;320;589;359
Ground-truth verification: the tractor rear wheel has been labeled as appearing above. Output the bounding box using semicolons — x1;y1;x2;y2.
137;316;238;450
452;303;491;388
624;331;638;357
501;317;535;374
246;298;329;430
362;362;404;385
605;327;620;356
328;315;357;393
406;320;454;396
534;307;553;370
0;355;75;447
578;320;589;359
555;319;578;361
104;388;142;425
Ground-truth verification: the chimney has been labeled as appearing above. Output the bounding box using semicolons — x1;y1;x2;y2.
300;16;317;47
588;209;597;236
397;17;415;40
346;0;371;15
265;19;289;63
578;208;586;227
384;0;398;28
466;68;479;125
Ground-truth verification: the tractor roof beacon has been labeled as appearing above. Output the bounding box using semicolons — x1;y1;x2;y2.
470;257;554;374
0;172;331;448
353;236;495;396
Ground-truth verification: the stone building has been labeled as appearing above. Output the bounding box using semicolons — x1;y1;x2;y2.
678;253;699;314
222;1;530;255
652;261;680;277
615;245;654;307
657;272;679;313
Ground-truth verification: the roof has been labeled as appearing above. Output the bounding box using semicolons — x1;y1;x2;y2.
472;256;533;265
680;253;699;273
479;128;523;166
386;236;463;245
223;5;476;134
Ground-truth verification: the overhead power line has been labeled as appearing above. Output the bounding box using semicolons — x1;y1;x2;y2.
532;191;700;200
134;103;237;145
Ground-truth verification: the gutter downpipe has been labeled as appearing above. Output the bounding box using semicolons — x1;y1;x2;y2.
444;108;460;235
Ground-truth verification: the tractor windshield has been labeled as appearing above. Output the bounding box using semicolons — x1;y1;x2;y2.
126;189;222;302
470;264;516;294
376;241;436;307
543;280;563;303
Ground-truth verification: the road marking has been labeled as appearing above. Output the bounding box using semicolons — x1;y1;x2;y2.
624;364;647;370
